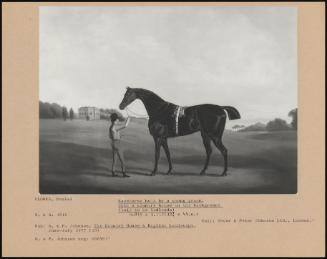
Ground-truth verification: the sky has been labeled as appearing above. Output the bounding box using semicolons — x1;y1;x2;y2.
40;6;297;127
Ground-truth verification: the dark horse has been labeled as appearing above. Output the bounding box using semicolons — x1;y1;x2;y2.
119;87;241;176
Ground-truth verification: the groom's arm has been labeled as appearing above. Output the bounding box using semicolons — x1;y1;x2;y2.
116;117;130;131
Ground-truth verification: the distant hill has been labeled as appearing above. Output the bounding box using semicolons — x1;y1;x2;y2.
239;122;266;132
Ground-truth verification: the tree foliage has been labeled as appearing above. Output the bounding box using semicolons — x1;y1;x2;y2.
40;101;64;119
288;108;297;130
69;108;74;120
266;118;290;131
62;107;68;120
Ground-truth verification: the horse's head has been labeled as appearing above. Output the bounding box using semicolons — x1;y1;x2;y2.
119;86;137;110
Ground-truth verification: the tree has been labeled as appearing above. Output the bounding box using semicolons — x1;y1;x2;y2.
266;118;290;131
69;108;74;120
40;101;51;118
62;107;68;121
288;108;297;130
51;103;63;118
39;101;57;118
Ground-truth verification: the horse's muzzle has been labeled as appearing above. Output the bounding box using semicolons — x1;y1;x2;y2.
119;103;125;110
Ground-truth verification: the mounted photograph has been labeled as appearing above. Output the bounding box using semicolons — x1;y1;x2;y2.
39;6;297;194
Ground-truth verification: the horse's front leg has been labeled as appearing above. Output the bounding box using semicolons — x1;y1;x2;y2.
162;138;173;175
151;137;161;176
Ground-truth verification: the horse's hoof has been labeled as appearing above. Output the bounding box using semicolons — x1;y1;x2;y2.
221;172;227;176
166;171;172;175
151;172;156;176
200;171;206;175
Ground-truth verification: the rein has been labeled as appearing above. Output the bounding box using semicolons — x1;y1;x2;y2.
125;107;149;119
125;102;173;120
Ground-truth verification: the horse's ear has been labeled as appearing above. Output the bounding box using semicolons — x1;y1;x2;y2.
126;86;131;90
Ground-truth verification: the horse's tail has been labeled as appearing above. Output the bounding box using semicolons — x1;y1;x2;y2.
221;106;241;120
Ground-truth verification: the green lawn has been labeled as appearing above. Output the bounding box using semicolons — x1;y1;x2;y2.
39;118;297;194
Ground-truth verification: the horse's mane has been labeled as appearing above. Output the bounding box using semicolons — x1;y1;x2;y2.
134;88;166;103
131;88;173;118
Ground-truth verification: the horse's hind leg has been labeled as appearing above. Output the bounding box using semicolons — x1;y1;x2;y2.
151;137;161;176
211;115;228;176
200;131;212;175
162;138;173;175
211;137;228;176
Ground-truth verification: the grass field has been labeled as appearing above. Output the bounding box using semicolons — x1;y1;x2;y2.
39;118;297;194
